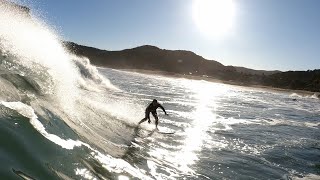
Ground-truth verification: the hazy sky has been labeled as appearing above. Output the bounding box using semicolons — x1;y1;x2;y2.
17;0;320;71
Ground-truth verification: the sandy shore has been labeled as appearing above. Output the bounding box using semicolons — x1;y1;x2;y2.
102;67;319;97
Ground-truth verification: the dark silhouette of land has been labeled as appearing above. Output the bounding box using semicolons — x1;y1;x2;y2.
64;42;320;93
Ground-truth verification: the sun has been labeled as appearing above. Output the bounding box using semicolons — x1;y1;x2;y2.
192;0;236;38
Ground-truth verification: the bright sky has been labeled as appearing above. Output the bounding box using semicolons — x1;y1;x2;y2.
16;0;320;71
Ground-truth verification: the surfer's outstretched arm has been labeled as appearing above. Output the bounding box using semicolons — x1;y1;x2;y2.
159;104;168;115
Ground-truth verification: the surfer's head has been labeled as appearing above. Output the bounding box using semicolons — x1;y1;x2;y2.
152;99;157;105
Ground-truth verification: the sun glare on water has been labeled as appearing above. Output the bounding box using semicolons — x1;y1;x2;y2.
192;0;236;38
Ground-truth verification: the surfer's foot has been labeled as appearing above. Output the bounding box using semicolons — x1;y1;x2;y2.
148;120;151;123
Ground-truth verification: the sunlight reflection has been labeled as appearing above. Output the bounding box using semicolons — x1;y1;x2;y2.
177;80;229;170
147;79;231;176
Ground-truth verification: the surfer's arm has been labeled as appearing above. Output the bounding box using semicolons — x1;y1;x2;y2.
159;104;168;115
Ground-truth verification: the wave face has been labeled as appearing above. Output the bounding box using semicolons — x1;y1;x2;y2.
1;1;320;180
0;2;147;179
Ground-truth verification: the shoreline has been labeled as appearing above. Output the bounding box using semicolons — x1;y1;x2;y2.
103;67;319;97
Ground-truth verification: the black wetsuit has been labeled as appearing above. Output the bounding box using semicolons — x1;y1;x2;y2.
139;102;167;127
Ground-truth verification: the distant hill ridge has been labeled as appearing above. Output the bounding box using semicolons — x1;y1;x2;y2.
64;42;320;93
64;41;277;76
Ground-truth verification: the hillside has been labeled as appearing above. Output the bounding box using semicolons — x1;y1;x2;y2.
64;42;232;76
64;42;320;93
234;66;280;76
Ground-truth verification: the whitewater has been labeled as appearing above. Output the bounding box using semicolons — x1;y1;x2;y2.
0;2;319;180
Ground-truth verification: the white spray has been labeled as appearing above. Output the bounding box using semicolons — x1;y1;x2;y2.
0;1;79;112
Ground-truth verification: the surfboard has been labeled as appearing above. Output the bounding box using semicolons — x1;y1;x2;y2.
156;127;175;134
136;125;175;136
157;130;175;134
134;126;156;138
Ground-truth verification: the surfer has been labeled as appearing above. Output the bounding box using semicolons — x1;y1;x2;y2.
138;99;168;128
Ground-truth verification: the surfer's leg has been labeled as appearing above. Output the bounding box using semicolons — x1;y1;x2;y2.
152;112;159;128
139;112;150;124
155;117;159;129
138;118;147;124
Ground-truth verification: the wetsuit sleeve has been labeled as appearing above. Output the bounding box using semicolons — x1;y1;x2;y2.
158;104;167;114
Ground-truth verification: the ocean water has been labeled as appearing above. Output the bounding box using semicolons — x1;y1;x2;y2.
1;2;320;180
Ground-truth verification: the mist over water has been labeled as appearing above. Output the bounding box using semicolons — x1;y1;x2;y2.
0;1;319;180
